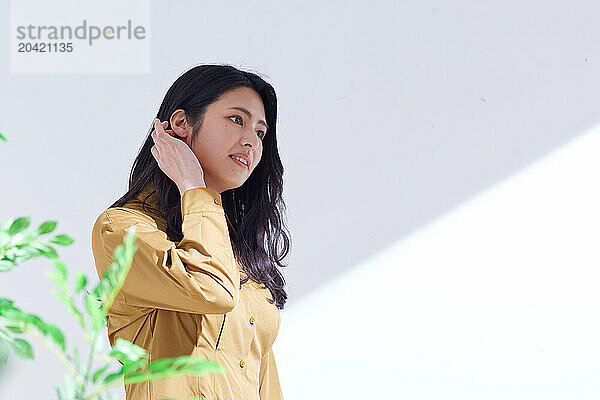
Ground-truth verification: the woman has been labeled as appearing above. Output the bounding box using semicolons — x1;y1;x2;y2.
91;64;290;400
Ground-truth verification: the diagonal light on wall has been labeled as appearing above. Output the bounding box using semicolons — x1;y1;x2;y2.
275;126;600;399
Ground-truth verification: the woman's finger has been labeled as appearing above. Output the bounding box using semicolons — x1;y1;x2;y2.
152;125;169;145
153;118;165;136
151;129;162;143
154;118;168;131
154;119;173;141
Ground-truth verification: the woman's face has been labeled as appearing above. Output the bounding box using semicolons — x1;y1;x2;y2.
169;86;268;193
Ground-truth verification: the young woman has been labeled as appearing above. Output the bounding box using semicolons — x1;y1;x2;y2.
91;64;290;400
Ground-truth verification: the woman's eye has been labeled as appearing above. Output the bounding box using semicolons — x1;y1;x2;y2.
229;115;243;125
230;115;266;140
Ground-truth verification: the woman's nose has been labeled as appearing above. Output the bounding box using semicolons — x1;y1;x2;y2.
243;127;260;148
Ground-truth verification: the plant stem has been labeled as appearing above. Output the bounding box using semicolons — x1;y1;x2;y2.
99;354;115;363
83;379;124;400
24;328;83;388
82;329;94;345
84;331;98;383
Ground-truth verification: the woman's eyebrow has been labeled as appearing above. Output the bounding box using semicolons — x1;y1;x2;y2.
228;106;268;130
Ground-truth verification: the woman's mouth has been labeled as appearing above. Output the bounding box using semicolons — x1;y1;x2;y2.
229;155;249;169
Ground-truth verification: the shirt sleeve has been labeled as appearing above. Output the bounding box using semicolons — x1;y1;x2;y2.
91;187;240;314
259;346;284;400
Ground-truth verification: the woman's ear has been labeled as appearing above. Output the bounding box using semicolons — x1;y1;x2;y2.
169;109;191;140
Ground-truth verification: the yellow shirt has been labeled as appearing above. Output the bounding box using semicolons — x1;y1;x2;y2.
91;182;283;400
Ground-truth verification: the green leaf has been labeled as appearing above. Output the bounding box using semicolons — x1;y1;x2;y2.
1;300;67;354
84;292;105;332
0;297;14;310
47;270;66;287
4;325;25;334
124;357;225;385
52;259;68;281
47;287;84;329
45;323;66;352
36;243;58;259
103;368;124;384
8;217;29;236
123;358;147;376
4;246;28;261
17;246;40;260
10;338;34;359
169;356;200;368
37;220;57;235
0;132;7;142
1;305;21;317
0;327;12;341
92;364;110;383
0;327;13;367
0;260;16;272
94;227;138;315
74;271;87;293
145;357;181;373
51;289;70;307
1;308;26;331
122;370;152;384
23;313;45;334
49;234;74;246
109;338;147;364
65;301;86;328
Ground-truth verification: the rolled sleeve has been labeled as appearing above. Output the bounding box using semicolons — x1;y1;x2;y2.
91;187;240;314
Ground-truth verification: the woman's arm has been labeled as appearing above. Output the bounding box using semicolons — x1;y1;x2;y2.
91;187;240;314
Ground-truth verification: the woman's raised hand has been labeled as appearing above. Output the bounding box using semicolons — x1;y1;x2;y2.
150;118;207;196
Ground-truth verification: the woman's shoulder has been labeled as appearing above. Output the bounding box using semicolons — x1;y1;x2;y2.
92;205;166;236
95;182;166;228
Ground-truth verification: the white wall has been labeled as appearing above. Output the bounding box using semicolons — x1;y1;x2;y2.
0;0;599;398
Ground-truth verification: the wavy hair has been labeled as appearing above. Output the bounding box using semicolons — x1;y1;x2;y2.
109;64;289;309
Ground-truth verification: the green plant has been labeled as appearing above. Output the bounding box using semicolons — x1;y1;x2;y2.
0;133;221;400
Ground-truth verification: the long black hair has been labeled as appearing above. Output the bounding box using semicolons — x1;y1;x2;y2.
109;64;289;309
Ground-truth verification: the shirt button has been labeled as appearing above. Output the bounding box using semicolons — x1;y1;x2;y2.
214;198;221;205
239;360;245;368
